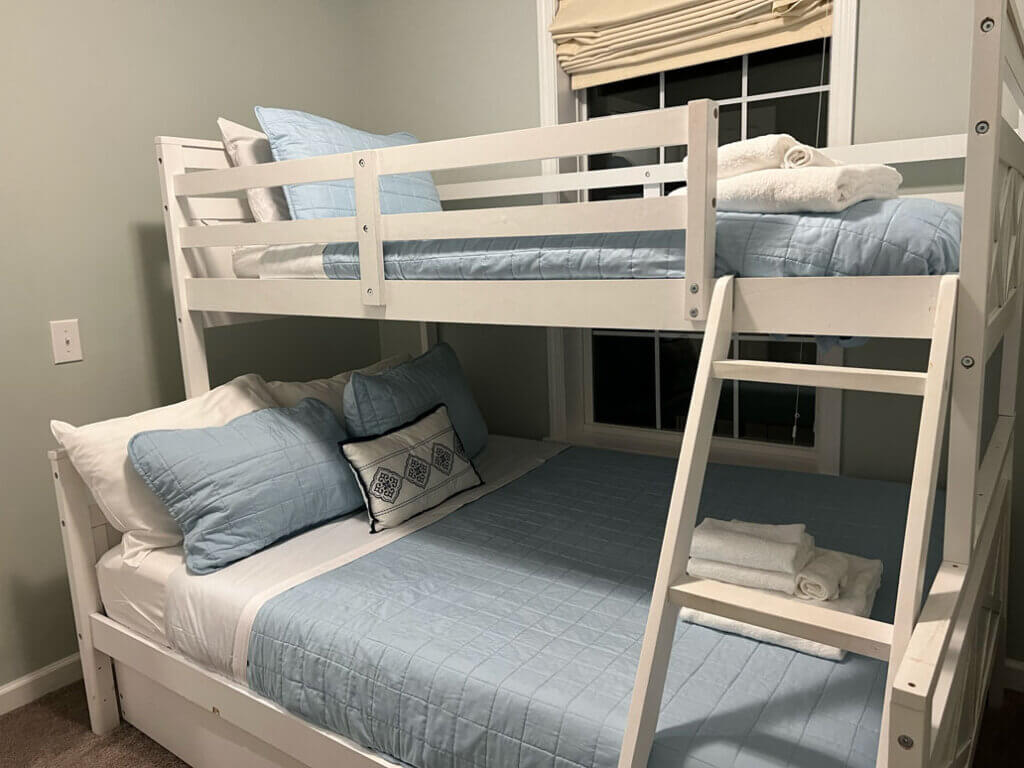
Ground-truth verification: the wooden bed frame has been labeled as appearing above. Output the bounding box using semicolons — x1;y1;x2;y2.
49;1;1023;766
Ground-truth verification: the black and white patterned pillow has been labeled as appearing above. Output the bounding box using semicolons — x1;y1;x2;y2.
340;405;482;532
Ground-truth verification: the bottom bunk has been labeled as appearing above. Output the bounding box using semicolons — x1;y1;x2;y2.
94;437;944;768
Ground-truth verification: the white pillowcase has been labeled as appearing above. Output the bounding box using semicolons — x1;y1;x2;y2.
216;117;290;223
264;354;411;423
51;374;276;567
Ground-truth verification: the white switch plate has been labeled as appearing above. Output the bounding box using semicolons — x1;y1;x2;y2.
50;319;83;364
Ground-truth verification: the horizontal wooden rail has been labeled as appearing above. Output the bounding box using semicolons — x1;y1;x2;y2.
436;163;686;201
180;217;359;248
712;360;928;395
669;577;893;660
172;104;693;198
822;134;966;166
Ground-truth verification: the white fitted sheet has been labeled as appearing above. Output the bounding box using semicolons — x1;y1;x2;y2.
98;436;564;680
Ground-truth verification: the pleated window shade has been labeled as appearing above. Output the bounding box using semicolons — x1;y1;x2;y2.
551;0;832;90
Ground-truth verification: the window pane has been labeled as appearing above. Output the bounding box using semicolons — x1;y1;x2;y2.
748;38;831;95
736;340;816;446
664;104;741;193
747;92;829;147
592;333;656;428
587;74;659;118
659;336;732;436
665;56;742;106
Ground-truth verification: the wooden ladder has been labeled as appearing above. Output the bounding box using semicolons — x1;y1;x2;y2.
617;274;959;768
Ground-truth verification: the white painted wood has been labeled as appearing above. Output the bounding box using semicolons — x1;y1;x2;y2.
354;152;386;306
668;577;893;660
822;134;968;165
0;653;82;717
712;360;928;396
816;344;844;475
175;153;355;198
828;0;859;146
184;276;945;339
418;323;438;354
683;99;717;321
180;217;358;248
617;276;734;768
880;275;958;765
546;328;569;441
91;615;399;768
157;140;210;397
49;451;120;735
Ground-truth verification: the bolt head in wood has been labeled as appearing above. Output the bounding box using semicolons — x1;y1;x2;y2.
358;158;365;167
897;735;914;750
961;355;976;368
689;283;699;294
976;121;990;134
689;308;699;318
362;224;369;232
981;17;995;32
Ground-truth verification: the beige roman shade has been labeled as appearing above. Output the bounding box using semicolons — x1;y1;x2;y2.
551;0;832;90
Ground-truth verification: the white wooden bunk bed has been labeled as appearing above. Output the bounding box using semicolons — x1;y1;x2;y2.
49;1;1022;767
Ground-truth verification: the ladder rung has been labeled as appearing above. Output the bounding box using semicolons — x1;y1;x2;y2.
712;360;927;396
669;577;893;661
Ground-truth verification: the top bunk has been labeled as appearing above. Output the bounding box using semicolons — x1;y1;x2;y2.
157;4;1024;343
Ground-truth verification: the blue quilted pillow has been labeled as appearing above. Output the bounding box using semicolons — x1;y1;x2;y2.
128;398;362;574
254;106;442;220
343;343;488;457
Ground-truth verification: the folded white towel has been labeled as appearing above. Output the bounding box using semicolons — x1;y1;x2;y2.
714;164;903;213
796;550;850;601
687;557;797;595
715;518;806;545
681;133;798;180
690;518;815;574
782;143;838;170
681;551;884;660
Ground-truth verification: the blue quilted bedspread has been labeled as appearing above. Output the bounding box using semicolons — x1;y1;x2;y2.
248;448;944;768
319;198;961;280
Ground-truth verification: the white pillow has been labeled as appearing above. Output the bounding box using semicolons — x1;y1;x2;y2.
51;374;276;567
264;354;411;423
216;117;290;223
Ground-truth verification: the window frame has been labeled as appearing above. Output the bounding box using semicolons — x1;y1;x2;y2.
536;0;857;475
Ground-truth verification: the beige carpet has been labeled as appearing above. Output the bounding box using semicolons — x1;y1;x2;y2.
0;682;184;768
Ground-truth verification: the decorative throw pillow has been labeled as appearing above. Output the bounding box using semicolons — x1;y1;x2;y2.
50;374;277;566
128;398;362;574
264;353;410;423
216;118;290;223
341;405;481;533
343;342;488;457
254;106;442;219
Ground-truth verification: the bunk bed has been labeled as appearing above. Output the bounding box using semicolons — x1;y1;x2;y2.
49;1;1021;767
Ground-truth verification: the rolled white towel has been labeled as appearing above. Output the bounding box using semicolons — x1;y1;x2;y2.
691;518;815;574
687;557;797;595
682;133;798;180
796;550;850;601
782;143;838;169
713;164;904;213
681;550;884;660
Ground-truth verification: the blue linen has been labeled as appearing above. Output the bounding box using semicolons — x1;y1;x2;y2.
128;398;362;574
343;342;488;457
317;197;961;280
248;447;944;768
255;106;442;219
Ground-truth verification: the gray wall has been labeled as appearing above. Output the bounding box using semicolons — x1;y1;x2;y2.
0;0;381;688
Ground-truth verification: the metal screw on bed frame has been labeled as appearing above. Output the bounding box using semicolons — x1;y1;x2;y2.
981;17;995;32
897;735;914;750
366;288;374;296
362;224;369;232
358;158;365;167
976;121;990;135
689;308;699;318
961;355;976;368
689;283;699;294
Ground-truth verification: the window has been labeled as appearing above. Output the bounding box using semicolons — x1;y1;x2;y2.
579;40;838;467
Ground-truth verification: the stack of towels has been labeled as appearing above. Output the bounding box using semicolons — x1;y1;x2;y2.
683;518;884;660
671;133;903;213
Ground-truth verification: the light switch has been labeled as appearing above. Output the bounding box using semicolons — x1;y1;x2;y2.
50;319;83;364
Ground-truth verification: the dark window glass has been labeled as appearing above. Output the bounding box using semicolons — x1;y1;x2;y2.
735;340;816;446
748;38;830;95
665;56;742;106
664;103;742;187
588;148;659;201
592;334;656;428
659;336;732;436
747;92;829;147
587;74;659;117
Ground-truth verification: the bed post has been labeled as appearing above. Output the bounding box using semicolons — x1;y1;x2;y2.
49;450;120;734
683;99;718;322
156;138;211;398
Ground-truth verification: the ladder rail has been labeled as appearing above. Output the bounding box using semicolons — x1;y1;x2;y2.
617;275;735;768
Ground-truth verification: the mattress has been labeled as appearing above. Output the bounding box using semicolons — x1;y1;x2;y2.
236;198;962;281
97;544;182;646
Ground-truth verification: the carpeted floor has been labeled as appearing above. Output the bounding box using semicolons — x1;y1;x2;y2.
0;681;1019;766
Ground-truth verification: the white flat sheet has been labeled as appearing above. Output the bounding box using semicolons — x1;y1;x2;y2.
160;435;564;681
232;243;327;279
96;545;183;646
